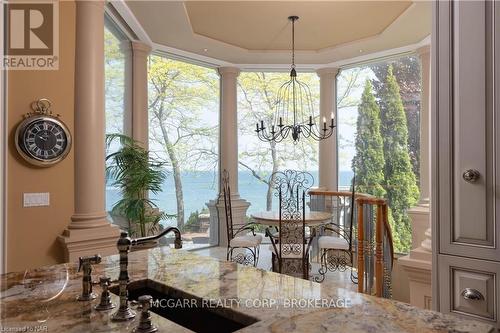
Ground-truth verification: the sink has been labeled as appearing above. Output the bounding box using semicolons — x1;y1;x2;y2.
110;279;258;333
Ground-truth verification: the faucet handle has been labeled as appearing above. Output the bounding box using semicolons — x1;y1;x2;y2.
133;295;158;333
76;254;102;301
94;276;116;311
78;254;102;272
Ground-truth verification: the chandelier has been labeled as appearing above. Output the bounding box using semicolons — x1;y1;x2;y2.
255;16;336;143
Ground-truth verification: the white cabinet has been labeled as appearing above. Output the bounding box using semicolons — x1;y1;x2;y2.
433;0;500;327
439;255;499;323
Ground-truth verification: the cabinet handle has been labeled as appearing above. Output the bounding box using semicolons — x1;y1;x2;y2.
461;288;484;301
462;169;480;183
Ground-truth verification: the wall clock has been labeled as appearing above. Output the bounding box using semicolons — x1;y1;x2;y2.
15;99;72;167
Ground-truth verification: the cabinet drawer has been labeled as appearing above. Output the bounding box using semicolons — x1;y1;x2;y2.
439;255;499;325
452;267;495;319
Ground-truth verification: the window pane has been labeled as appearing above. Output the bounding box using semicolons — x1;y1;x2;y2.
238;72;320;216
337;55;421;254
148;55;219;248
104;20;129;218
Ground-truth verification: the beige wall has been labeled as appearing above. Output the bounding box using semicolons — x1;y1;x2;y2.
6;1;75;272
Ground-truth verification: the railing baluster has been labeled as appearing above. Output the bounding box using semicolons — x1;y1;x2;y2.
357;199;364;293
375;202;383;297
309;190;393;298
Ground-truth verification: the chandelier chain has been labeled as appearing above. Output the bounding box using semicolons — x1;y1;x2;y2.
291;17;295;68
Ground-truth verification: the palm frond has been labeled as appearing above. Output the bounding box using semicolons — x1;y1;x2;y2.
105;133;172;237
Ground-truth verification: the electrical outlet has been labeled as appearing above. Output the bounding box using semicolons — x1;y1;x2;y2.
23;193;50;207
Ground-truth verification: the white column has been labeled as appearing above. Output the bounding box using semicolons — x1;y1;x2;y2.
120;41;151;146
206;67;249;247
131;41;152;147
417;45;432;251
317;68;339;190
59;0;119;262
418;45;431;206
399;44;432;309
407;46;433;250
119;41;133;137
218;67;240;194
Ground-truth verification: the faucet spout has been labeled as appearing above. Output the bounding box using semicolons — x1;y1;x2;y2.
131;226;182;249
111;228;182;321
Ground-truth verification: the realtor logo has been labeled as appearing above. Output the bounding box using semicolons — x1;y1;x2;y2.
3;1;59;70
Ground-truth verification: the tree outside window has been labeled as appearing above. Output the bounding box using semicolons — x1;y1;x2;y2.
338;55;421;254
148;55;219;244
104;20;130;217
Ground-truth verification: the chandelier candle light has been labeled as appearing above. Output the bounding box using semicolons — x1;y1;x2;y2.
255;16;336;143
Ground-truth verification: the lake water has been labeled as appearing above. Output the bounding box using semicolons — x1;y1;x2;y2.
106;170;354;224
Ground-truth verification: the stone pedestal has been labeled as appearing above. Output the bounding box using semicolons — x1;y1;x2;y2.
207;196;251;247
399;240;432;309
59;226;120;262
400;205;432;309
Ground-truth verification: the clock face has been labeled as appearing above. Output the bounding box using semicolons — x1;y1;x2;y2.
16;116;71;166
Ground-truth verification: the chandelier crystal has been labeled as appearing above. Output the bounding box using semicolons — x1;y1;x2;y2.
256;16;336;143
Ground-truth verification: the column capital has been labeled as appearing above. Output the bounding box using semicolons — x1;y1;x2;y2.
416;45;431;57
131;41;153;57
218;66;241;78
316;67;339;78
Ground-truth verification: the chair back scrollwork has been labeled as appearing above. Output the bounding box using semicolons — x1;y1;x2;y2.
268;170;315;279
221;169;234;241
221;169;261;266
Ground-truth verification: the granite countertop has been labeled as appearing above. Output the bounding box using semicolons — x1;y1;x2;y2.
0;247;494;333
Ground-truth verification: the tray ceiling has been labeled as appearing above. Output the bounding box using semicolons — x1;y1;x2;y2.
124;1;431;65
184;1;412;51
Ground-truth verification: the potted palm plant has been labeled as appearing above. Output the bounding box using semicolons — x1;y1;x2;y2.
106;134;173;242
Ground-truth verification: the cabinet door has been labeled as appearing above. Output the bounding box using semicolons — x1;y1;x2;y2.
436;0;500;261
438;254;500;327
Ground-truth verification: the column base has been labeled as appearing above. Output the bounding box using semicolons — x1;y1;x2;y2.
399;248;432;309
401;201;432;309
58;222;120;263
207;195;251;247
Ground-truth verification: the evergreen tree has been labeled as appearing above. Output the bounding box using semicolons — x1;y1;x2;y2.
370;57;421;181
352;80;385;198
380;66;420;252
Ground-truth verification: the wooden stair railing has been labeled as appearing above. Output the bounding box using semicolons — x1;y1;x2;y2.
308;189;394;298
356;197;394;298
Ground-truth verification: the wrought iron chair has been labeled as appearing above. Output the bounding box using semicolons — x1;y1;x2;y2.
315;176;357;283
221;170;262;266
265;170;316;280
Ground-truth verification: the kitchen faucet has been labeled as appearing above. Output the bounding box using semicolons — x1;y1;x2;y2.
111;227;182;321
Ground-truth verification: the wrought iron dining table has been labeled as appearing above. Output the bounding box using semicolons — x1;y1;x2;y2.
250;211;333;260
250;211;332;226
